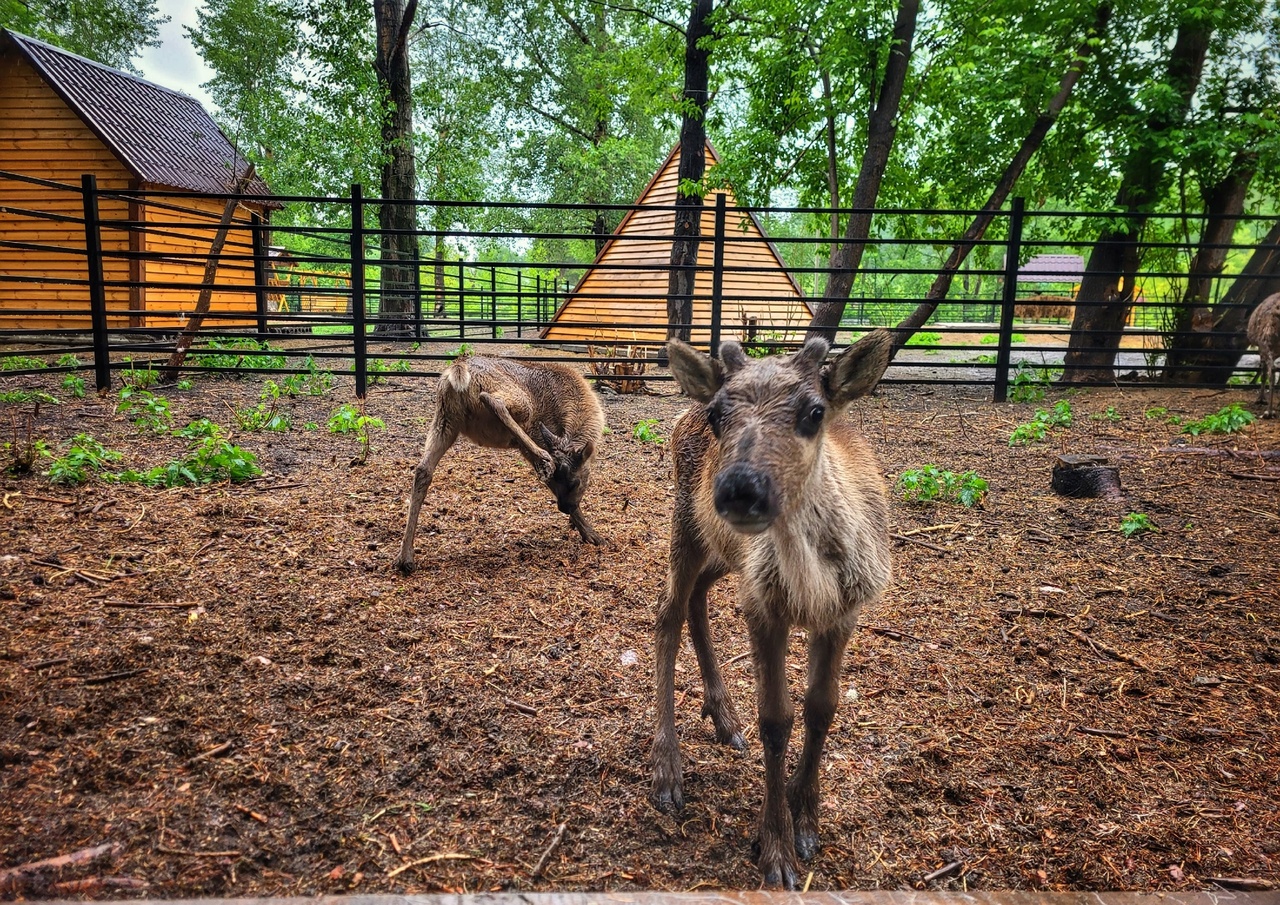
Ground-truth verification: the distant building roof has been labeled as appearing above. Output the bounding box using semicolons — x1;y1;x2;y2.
1017;254;1085;283
2;29;273;198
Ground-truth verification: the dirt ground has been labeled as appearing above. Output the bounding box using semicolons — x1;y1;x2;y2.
1;345;1278;898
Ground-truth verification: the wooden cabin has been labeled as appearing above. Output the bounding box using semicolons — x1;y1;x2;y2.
0;29;275;332
541;142;813;346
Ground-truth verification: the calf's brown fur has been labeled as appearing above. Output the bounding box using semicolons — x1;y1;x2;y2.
395;356;605;573
1247;292;1280;418
652;331;893;889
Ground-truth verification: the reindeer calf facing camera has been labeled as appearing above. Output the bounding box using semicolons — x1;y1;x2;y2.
651;331;893;889
395;356;605;573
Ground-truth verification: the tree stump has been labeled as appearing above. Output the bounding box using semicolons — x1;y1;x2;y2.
1052;454;1122;499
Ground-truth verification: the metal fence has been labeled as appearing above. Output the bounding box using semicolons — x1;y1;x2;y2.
1;168;1273;402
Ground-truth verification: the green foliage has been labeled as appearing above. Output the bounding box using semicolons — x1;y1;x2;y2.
1091;406;1122;423
173;419;223;439
364;357;412;385
980;334;1026;345
115;437;262;488
327;403;385;465
0;389;59;405
906;332;942;347
896;466;988;508
233;403;291;432
279;357;334;396
449;343;474;361
116;386;171;433
632;419;663;444
61;373;86;398
47;434;122;485
190;337;287;374
1181;404;1255;436
1009;361;1056;403
2;0;168;72
1120;512;1157;538
0;355;46;371
1009;401;1073;446
120;362;159;388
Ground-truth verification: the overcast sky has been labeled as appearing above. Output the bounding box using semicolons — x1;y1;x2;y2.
134;2;216;111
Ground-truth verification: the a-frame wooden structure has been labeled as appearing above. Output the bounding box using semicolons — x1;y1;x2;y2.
541;142;813;345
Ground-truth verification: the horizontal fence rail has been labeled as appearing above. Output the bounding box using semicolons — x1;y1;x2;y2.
0;169;1275;402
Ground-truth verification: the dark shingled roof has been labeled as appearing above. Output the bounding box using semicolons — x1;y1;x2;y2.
2;29;273;198
1017;254;1085;283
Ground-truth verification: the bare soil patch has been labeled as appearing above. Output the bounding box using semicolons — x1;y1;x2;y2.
1;350;1278;897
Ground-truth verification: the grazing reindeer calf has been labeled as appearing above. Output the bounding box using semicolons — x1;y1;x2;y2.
395;356;605;573
1247;292;1280;418
652;331;893;889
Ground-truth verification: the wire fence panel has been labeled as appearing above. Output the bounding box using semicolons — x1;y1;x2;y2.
0;169;1273;399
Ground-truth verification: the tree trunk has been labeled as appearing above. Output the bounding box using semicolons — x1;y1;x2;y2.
1161;155;1256;381
373;0;419;336
891;3;1109;348
1061;14;1213;382
665;0;713;346
1156;221;1280;385
805;0;918;344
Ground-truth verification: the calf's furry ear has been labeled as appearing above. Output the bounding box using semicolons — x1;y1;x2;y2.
666;339;724;402
824;329;892;407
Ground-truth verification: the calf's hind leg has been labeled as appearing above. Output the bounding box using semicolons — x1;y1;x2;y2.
395;419;459;574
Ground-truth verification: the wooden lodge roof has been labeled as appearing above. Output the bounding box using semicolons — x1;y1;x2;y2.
1;29;273;198
541;142;813;345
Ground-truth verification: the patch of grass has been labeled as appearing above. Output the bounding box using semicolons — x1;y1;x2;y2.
1091;406;1122;423
632;419;663;444
120;362;159;389
979;334;1026;345
896;466;988;507
1181;403;1255;436
1120;512;1157;538
190;337;287;374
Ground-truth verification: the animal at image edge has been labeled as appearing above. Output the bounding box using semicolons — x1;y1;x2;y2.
395;355;605;573
652;330;894;889
1247;292;1280;418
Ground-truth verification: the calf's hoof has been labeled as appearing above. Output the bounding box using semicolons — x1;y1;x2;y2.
794;826;820;861
393;555;416;575
758;851;801;890
650;782;683;814
650;756;684;814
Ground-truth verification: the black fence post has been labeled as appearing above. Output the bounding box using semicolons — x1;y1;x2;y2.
80;174;111;393
490;266;497;338
709;192;727;356
413;241;423;341
350;184;368;399
252;212;269;336
516;270;523;338
457;262;466;340
993;196;1025;403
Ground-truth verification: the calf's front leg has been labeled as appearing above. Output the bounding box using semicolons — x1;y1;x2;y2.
750;615;799;890
788;624;853;861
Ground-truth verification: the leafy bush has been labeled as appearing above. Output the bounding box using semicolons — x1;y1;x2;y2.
896;465;988;507
61;373;86;398
328;403;385;465
1181;404;1255;436
120;362;159;388
1091;406;1122;422
116;437;262;487
632;419;663;444
190;337;287;374
173;419;222;439
279;357;334;396
0;389;59;405
1009;360;1057;403
1009;401;1072;446
0;355;46;371
47;434;122;485
1120;512;1157;538
116;386;171;433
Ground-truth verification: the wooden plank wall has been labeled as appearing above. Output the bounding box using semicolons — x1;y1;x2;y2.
139;197;259;329
543;153;814;346
0;53;133;330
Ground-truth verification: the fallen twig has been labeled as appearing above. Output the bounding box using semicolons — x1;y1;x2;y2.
20;492;76;506
531;822;568;879
234;804;269;824
386;852;476;878
102;600;192;610
186;740;233;765
52;876;148;894
891;533;949;553
504;698;539;716
80;668;148;686
1226;470;1280;482
922;860;964;883
27;657;69;670
1066;628;1148;670
0;842;120;895
156;845;241;858
1077;726;1129;739
898;523;961;536
1001;607;1071;620
1210;877;1276;891
1157;447;1280;459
